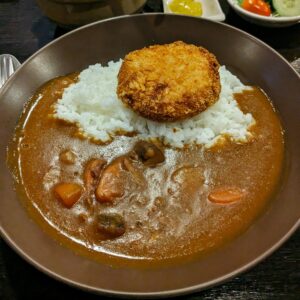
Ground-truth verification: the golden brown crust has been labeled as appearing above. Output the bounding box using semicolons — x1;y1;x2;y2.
117;41;221;122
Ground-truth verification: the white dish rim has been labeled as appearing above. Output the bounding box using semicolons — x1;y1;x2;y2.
227;0;300;23
162;0;226;22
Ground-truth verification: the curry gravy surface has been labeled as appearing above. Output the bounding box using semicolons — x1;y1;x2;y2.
8;75;284;267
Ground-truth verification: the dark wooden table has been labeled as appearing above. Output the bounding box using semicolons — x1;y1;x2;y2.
0;0;299;299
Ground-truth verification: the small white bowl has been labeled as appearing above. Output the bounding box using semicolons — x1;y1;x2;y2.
227;0;300;27
163;0;225;22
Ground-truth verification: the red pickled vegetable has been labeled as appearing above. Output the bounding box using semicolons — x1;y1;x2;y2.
241;0;271;16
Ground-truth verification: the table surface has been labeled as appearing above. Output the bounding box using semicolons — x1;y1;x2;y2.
0;0;299;299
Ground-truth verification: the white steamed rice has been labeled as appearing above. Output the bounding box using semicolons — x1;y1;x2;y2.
54;60;254;148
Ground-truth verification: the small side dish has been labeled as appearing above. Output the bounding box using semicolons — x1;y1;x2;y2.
237;0;300;17
227;0;300;26
7;41;284;267
163;0;225;21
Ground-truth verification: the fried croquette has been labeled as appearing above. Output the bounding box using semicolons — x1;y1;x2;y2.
117;41;221;122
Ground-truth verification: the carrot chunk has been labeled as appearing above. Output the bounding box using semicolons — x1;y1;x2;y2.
208;187;244;204
54;183;82;208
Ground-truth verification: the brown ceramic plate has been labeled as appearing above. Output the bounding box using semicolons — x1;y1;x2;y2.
0;14;299;297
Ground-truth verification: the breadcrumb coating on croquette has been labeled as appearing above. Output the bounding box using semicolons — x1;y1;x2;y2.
117;41;221;122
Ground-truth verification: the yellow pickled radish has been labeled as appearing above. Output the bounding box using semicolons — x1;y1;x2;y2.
168;0;203;17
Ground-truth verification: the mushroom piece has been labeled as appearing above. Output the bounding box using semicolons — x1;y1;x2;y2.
97;213;126;239
133;141;165;167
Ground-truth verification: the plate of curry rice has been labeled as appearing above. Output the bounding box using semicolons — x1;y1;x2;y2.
0;14;299;297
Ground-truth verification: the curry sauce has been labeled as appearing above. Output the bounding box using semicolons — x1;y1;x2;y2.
7;75;284;267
